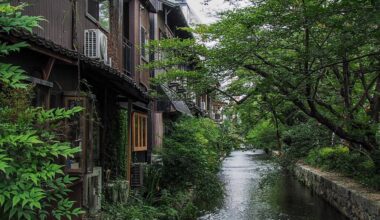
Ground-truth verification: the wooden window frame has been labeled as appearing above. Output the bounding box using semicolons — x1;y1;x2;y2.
64;96;88;174
63;92;96;174
86;0;110;32
140;26;149;62
132;112;148;152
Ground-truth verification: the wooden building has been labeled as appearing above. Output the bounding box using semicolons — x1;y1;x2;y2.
150;0;195;149
1;0;222;218
1;0;160;219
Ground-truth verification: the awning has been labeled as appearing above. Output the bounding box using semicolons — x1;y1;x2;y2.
159;0;193;39
2;30;149;102
161;85;192;116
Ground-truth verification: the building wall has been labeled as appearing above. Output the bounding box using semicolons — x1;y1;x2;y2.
13;0;125;72
13;0;73;49
153;112;164;148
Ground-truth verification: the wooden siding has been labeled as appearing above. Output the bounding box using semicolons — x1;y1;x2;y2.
153;112;163;148
127;0;151;87
76;0;124;71
139;2;150;87
12;0;73;49
14;0;125;71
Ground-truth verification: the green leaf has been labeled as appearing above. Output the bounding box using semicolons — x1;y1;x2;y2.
12;196;20;207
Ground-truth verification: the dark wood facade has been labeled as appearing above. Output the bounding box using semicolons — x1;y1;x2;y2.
5;0;158;219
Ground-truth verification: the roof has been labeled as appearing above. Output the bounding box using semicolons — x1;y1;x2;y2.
159;0;193;39
3;30;149;101
143;0;159;12
161;85;192;116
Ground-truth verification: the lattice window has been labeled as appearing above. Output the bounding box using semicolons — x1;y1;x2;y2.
132;112;148;151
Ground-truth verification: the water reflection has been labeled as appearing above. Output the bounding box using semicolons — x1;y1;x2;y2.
199;150;347;220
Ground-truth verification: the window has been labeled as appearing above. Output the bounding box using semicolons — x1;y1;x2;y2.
132;112;148;152
157;29;167;61
140;26;148;60
64;93;97;174
87;0;110;31
64;96;87;173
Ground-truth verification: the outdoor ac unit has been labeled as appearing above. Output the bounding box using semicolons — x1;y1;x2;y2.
215;113;221;120
84;29;108;64
200;101;206;111
211;112;215;119
131;163;146;187
83;167;102;215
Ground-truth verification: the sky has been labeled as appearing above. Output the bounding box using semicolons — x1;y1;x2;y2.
187;0;228;24
186;0;237;24
185;0;251;24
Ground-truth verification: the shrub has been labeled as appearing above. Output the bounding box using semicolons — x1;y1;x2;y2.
160;117;222;188
218;120;241;155
282;120;331;160
103;116;226;219
102;196;162;220
306;146;351;172
246;120;279;150
0;3;83;219
305;146;380;190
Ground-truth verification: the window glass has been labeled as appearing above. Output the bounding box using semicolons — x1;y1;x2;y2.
134;114;139;148
132;113;148;151
99;0;110;30
87;0;110;31
65;99;85;172
87;0;99;20
140;27;148;60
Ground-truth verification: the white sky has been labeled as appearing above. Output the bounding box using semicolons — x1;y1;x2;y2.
187;0;244;24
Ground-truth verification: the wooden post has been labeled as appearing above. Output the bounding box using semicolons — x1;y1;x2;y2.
127;100;133;182
42;57;55;109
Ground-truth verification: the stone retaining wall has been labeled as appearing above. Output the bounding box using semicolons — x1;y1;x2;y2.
294;163;380;220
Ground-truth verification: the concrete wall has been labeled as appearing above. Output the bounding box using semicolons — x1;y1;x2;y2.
294;164;380;220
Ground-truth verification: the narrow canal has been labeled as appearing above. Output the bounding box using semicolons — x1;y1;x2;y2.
200;150;347;220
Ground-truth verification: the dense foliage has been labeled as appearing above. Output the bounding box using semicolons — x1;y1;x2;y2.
246;120;278;150
148;0;380;170
306;146;380;190
103;116;234;219
0;3;83;219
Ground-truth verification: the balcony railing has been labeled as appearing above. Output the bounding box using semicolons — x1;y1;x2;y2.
123;38;133;76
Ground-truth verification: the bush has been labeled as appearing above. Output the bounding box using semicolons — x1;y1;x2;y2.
0;4;83;219
246;120;279;150
161;117;222;188
102;196;163;220
103;116;226;219
282;120;331;159
306;146;352;172
218;120;241;155
305;146;380;190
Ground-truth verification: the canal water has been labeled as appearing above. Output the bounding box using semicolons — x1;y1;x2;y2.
199;150;347;220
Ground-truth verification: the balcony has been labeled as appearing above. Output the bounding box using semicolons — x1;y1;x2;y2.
123;38;133;76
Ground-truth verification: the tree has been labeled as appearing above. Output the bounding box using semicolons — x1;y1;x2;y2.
0;2;83;219
148;0;380;165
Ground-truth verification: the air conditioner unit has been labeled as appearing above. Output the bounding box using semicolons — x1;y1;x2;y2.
200;101;206;111
131;163;146;187
211;112;215;119
83;167;102;215
84;29;108;63
215;113;221;120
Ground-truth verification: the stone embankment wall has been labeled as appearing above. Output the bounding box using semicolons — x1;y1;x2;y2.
294;164;380;220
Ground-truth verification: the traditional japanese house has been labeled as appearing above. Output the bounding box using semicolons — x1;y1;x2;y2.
2;0;158;219
150;0;196;149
